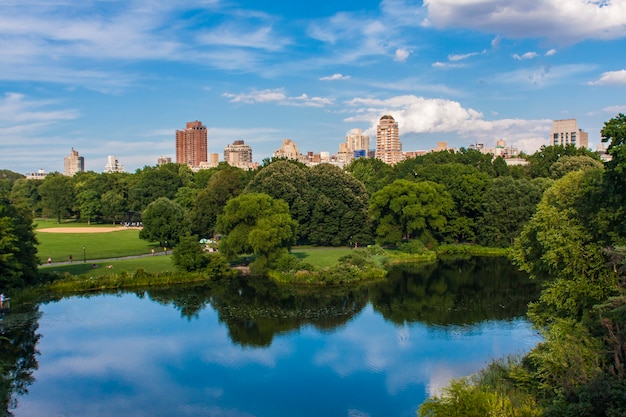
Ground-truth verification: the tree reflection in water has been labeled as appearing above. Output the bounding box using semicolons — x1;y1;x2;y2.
1;256;538;413
0;302;41;416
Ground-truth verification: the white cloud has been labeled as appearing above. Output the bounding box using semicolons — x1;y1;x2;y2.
394;48;410;62
545;48;557;56
448;52;480;61
588;69;626;86
494;64;596;87
602;104;626;114
196;24;290;51
344;94;552;153
423;0;626;43
320;73;351;81
223;89;334;107
513;52;539;60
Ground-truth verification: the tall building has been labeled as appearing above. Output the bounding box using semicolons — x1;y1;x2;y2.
550;119;589;149
103;155;125;173
338;128;370;164
376;115;403;165
224;140;254;169
176;120;208;167
64;148;85;176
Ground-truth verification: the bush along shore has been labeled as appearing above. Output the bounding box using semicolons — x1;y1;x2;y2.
35;244;510;294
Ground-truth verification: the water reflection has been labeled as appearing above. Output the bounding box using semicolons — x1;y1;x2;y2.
2;257;540;417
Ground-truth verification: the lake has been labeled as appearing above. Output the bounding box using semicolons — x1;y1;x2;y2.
1;257;540;417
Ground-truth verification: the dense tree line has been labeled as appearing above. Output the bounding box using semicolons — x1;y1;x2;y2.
0;128;610;286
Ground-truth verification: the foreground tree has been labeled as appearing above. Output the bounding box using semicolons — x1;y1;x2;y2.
0;191;39;289
139;197;188;246
216;193;297;269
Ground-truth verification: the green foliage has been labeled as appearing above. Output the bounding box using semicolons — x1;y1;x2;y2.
0;192;39;289
190;166;247;238
139;197;188;245
549;155;604;179
369;179;454;245
345;157;393;194
477;177;548;247
172;234;207;272
524;319;603;398
418;378;541;417
128;164;184;212
305;164;371;246
527;145;600;179
217;193;297;265
38;173;74;223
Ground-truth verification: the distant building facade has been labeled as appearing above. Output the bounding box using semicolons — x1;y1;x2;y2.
550;119;589;149
176;120;208;167
25;169;48;180
376;115;403;165
338;128;370;164
224;140;255;169
103;155;125;173
273;139;306;162
157;156;172;166
64;148;85;176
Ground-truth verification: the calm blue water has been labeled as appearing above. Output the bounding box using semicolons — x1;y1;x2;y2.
4;258;541;417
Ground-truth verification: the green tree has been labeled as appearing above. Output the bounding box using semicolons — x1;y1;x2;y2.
139;197;189;246
512;169;617;324
345;157;393;194
601;113;626;243
76;189;101;224
38;173;74;223
100;189;126;224
216;193;297;268
0;191;39;289
549;155;604;179
306;163;371;246
477;177;549;247
128;164;183;212
369;180;454;245
527;145;600;178
172;233;208;272
244;160;312;242
10;178;41;217
190;166;246;238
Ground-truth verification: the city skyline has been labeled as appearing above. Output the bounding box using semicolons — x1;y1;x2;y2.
1;1;626;174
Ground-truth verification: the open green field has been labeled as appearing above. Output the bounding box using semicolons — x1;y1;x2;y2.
39;255;175;277
36;227;158;263
291;246;354;269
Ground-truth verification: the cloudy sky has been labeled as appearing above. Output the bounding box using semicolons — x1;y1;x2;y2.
1;0;626;174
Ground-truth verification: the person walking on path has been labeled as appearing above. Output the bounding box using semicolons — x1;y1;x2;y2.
151;248;155;256
47;257;52;264
69;254;73;263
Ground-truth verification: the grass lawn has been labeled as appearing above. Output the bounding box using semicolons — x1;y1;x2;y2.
39;255;175;277
291;246;354;269
36;228;159;262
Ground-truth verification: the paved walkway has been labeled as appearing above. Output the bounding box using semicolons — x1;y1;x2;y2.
40;251;171;267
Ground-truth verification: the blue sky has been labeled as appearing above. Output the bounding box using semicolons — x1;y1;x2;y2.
1;0;626;174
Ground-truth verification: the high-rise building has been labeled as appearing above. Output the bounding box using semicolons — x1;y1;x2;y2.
346;128;370;154
376;115;403;165
64;148;85;176
176;120;208;167
224;140;254;169
103;155;125;173
549;119;589;149
338;128;370;164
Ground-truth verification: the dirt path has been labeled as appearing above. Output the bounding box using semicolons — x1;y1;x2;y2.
38;226;130;233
